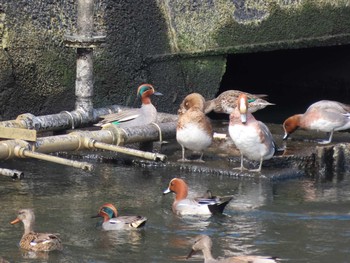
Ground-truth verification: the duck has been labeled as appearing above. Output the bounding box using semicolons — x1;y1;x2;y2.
204;90;274;114
176;93;213;162
187;235;279;263
91;203;147;230
283;100;350;144
95;84;163;128
163;178;233;216
229;94;275;172
10;208;63;252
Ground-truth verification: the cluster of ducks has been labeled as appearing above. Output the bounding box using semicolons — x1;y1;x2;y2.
97;83;350;172
10;84;350;262
11;178;279;262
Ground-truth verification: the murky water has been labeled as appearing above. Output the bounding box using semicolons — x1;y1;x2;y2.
1;159;350;262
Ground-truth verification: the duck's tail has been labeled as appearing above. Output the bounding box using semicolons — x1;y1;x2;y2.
207;195;233;215
129;216;147;228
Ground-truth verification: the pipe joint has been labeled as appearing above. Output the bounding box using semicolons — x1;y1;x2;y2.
16;113;40;130
102;124;125;145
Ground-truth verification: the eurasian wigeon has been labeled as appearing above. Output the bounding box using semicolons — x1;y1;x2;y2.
229;94;275;172
176;93;213;162
163;178;233;216
95;84;162;128
283;100;350;144
10;208;63;251
187;235;279;263
204;89;274;114
92;203;147;230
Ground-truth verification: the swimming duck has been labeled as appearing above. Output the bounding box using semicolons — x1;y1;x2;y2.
10;208;63;252
177;93;213;162
229;94;275;172
204;90;274;114
187;235;279;263
283;100;350;144
95;84;162;128
92;203;147;230
163;178;233;216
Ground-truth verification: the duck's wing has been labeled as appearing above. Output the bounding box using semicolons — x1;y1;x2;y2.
229;255;279;263
307;100;350;114
95;108;141;126
112;216;147;228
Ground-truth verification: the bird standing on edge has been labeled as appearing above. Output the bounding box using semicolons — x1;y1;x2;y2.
229;94;275;172
163;178;233;216
10;209;63;252
283;100;350;144
204;89;274;115
91;203;147;230
187;235;280;263
176;93;213;162
95;84;163;128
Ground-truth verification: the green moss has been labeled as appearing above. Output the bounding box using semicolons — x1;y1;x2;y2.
160;0;350;53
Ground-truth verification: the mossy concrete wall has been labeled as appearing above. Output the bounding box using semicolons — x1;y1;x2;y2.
1;0;350;120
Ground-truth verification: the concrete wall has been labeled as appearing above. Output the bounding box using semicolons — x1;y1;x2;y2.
1;0;350;120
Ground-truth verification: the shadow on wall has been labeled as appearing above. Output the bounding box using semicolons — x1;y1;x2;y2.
94;0;171;110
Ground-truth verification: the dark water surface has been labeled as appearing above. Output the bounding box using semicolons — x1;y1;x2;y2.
1;159;350;262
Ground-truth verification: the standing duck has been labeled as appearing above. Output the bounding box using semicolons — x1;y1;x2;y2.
204;90;274;114
283;100;350;144
10;209;63;252
95;84;162;128
187;235;279;263
163;178;233;216
176;93;213;162
229;94;275;172
92;203;147;230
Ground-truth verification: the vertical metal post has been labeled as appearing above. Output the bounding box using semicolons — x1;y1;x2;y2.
75;0;94;114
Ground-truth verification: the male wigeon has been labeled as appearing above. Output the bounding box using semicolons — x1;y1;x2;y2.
176;93;213;162
204;89;274;114
283;100;350;144
187;235;279;263
95;84;162;128
10;209;63;251
229;94;275;172
163;178;233;216
92;203;147;230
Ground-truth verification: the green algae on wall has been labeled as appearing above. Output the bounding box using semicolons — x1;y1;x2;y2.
158;0;350;54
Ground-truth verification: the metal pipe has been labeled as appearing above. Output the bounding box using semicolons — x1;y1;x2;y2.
75;0;95;115
14;146;94;171
0;122;176;161
89;140;167;161
0;106;121;131
0;107;176;132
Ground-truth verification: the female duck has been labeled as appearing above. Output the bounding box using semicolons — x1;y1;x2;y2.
176;93;213;162
204;90;274;114
10;208;63;252
92;203;147;230
187;235;279;263
163;178;232;216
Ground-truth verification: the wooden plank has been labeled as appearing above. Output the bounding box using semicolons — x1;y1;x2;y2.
0;126;37;141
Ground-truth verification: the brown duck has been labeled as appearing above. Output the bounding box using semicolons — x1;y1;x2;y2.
10;208;63;252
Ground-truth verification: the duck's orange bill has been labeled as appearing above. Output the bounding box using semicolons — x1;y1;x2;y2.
10;218;20;225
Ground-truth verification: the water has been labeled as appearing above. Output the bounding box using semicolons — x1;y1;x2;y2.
1;159;350;262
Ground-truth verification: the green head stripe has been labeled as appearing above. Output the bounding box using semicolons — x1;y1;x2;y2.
248;98;256;103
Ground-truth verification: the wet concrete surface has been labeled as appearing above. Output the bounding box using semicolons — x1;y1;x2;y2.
58;121;350;182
